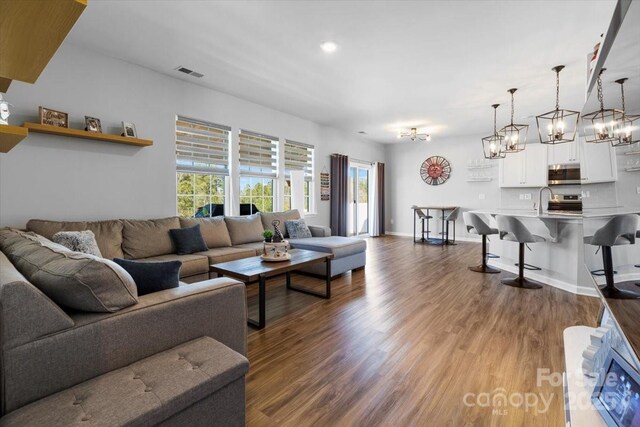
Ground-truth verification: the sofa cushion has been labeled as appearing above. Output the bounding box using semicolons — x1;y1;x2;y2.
26;219;87;239
53;230;103;257
197;247;256;265
114;258;181;296
224;214;263;245
122;217;180;259
137;254;209;278
233;242;265;256
27;219;124;259
86;220;124;259
179;217;232;248
260;210;301;238
0;228;138;313
0;336;249;427
289;236;367;259
169;224;208;255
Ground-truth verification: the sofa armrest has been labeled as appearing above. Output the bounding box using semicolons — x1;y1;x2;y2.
2;278;247;414
308;225;331;237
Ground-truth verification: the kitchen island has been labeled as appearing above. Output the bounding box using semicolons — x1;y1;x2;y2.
470;209;595;296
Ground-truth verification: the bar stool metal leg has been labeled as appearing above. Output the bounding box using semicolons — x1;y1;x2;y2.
599;246;640;299
469;235;500;274
500;243;543;289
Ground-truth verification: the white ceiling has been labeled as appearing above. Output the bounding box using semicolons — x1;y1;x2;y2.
66;0;616;143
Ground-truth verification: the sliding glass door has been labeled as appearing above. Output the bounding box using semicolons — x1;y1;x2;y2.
347;164;369;236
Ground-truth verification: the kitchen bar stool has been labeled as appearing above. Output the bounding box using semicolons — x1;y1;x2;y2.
441;207;460;244
584;214;639;299
412;206;433;243
463;212;500;274
496;215;545;289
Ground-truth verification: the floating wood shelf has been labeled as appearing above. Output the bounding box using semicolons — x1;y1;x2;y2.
0;125;29;153
22;123;153;147
0;0;87;91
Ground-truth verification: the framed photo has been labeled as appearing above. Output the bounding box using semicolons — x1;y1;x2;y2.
122;121;137;138
39;107;68;128
84;116;102;133
591;349;640;426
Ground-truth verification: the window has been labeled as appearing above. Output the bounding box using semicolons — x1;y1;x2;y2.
239;130;278;213
175;116;229;217
284;140;314;213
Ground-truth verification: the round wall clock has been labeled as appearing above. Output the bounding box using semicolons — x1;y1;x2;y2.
420;156;451;185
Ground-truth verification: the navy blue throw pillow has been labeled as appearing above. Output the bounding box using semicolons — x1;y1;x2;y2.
169;224;208;255
113;258;181;296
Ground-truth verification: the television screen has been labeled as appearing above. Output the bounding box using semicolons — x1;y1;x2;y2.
592;350;640;427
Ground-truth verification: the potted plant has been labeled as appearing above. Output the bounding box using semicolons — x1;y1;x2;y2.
262;229;274;243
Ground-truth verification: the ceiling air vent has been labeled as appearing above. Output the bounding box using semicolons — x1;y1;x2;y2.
175;66;204;78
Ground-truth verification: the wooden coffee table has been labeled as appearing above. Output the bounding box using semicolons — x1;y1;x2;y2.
210;249;333;329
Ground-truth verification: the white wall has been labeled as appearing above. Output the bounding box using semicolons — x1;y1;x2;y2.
0;44;385;228
384;135;502;239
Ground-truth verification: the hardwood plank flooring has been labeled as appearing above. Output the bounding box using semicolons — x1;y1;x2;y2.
245;236;599;426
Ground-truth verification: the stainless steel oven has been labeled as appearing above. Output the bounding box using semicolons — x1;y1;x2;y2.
548;164;581;185
548;194;582;214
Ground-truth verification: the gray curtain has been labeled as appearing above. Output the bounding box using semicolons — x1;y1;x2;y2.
330;154;349;236
376;162;385;235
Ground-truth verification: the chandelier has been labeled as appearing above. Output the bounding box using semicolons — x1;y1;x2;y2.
499;88;528;153
536;65;580;144
612;78;640;147
398;127;431;142
583;68;623;144
482;104;506;159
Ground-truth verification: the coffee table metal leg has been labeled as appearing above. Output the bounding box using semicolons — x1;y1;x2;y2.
286;259;331;299
247;276;266;330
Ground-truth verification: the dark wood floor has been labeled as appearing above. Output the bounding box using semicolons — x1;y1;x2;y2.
245;236;599;427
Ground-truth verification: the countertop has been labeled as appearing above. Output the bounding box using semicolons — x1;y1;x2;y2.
470;208;583;221
582;206;640;218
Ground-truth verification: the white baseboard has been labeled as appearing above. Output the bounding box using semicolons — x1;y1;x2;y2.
385;231;481;243
488;259;599;297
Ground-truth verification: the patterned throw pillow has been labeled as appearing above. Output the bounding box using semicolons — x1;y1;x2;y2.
53;230;103;257
285;219;312;239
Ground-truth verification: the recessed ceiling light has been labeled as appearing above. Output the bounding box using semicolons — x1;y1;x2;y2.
320;41;338;53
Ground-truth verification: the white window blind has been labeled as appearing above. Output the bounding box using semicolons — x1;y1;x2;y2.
284;140;313;181
176;116;230;175
239;130;278;178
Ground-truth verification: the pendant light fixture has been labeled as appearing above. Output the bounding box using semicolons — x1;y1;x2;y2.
583;68;623;144
536;65;580;144
499;88;528;153
612;78;640;147
482;104;506;159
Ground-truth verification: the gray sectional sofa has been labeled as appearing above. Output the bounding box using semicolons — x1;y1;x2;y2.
0;229;248;426
0;210;365;425
25;209;367;281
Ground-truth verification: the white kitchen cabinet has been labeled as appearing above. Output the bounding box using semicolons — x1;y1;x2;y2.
499;143;548;187
547;138;580;165
579;138;617;184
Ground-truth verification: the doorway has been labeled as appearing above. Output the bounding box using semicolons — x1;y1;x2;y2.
347;163;370;236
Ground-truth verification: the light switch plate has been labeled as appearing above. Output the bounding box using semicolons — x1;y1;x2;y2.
524;193;532;200
479;193;486;200
519;194;524;200
637;186;640;195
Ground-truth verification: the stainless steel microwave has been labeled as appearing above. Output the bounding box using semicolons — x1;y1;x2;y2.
548;164;581;185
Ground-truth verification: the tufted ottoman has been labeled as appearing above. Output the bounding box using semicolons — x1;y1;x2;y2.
0;337;249;427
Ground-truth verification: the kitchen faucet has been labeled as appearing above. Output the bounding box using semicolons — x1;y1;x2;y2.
537;187;554;216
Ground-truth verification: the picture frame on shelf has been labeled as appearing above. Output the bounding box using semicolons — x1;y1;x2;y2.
84;116;102;133
39;106;68;128
122;121;137;138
